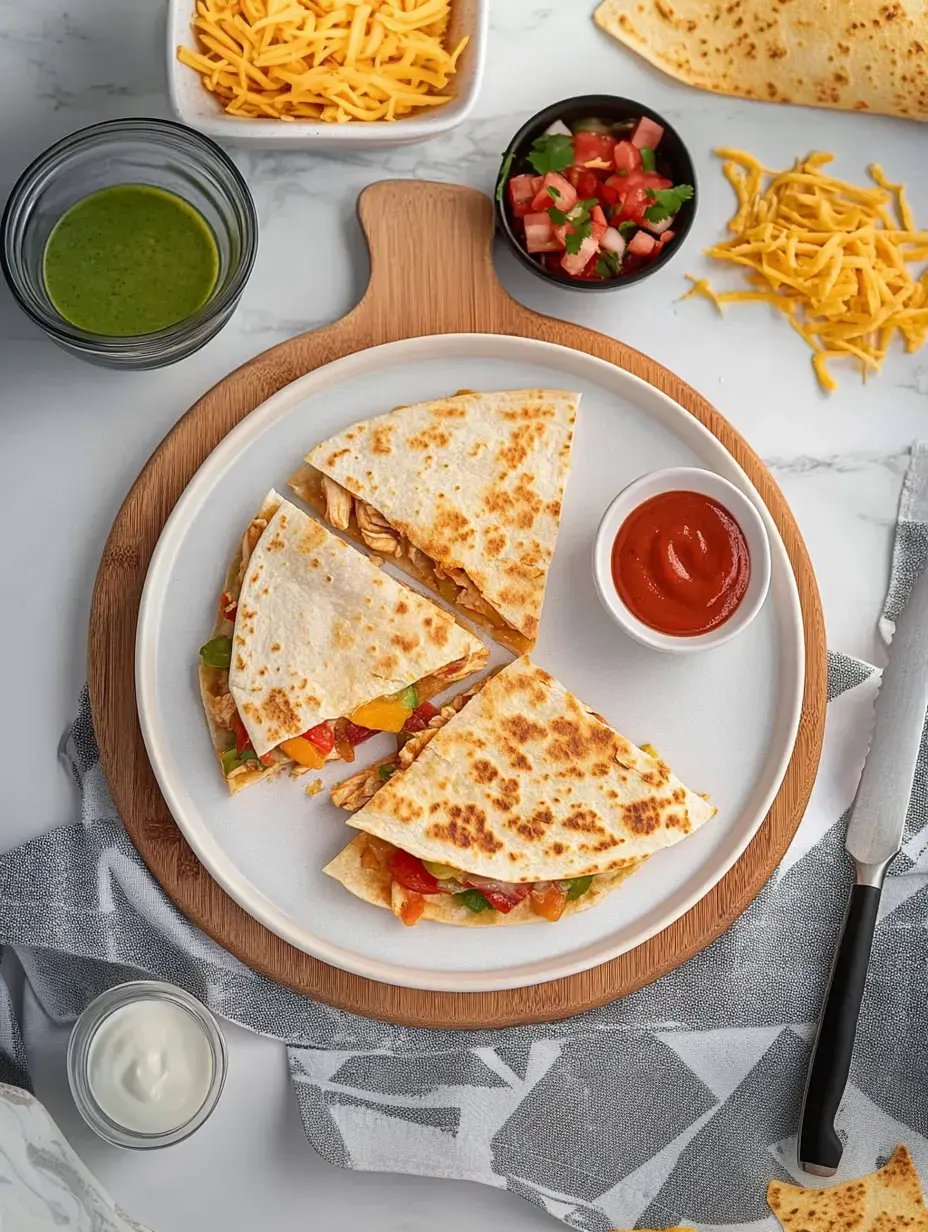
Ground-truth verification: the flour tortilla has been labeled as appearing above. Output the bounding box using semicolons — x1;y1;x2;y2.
594;0;928;122
328;656;717;890
324;835;645;927
289;390;579;652
768;1146;928;1232
226;494;486;758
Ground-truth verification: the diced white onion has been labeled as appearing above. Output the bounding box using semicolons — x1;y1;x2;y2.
642;215;674;235
544;119;572;137
600;227;626;256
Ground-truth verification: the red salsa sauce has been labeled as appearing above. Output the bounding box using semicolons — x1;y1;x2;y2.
611;490;750;636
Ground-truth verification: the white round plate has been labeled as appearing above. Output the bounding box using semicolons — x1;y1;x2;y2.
137;334;804;993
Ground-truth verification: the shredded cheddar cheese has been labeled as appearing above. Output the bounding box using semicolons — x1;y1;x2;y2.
683;150;928;392
178;0;468;122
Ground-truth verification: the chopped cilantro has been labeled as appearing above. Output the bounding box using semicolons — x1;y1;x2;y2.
644;183;694;223
614;169;629;177
564;219;592;255
527;132;574;176
496;151;514;203
596;250;622;278
618;220;637;237
547;185;561;201
547;205;571;225
640;147;656;172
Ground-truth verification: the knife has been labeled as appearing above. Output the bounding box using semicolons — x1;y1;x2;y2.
799;561;928;1177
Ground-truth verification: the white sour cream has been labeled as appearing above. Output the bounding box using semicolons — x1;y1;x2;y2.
87;999;214;1134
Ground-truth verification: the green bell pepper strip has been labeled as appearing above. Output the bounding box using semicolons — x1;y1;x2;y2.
378;763;397;781
566;875;594;901
221;747;258;775
199;636;233;668
456;889;491;913
395;684;419;710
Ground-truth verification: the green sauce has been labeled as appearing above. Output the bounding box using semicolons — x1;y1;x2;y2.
43;184;219;336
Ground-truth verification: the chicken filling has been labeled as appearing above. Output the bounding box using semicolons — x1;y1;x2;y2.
318;475;532;655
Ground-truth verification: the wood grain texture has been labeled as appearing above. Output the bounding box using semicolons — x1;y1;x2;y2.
88;181;827;1029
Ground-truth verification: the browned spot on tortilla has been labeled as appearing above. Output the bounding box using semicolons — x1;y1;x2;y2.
499;394;557;422
497;422;545;472
235;655;246;671
408;424;451;451
432;402;468;419
391;632;420;653
324;448;350;468
500;714;547;744
484;530;506;558
666;811;691;832
563;806;606;836
427;803;503;854
424;618;450;649
261;687;299;732
270;642;281;652
623;797;665;836
507;805;555;843
641;760;672;788
472;758;498;785
546;716;616;764
371;426;393;455
376;653;400;676
395;599;409;615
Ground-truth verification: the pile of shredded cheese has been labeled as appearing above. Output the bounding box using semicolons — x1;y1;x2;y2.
683;150;928;392
178;0;468;122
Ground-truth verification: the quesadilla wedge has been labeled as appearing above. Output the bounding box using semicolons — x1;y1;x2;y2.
324;658;717;926
198;491;487;795
288;390;579;655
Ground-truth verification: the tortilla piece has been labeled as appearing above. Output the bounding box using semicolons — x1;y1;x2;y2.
200;491;487;792
324;835;645;927
768;1146;928;1232
199;492;285;796
594;0;928;122
289;390;579;653
336;655;717;882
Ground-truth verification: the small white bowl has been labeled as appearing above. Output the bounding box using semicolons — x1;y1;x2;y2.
167;0;486;148
592;466;771;654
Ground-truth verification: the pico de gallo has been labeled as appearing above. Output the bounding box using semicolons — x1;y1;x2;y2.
499;113;694;282
356;832;597;927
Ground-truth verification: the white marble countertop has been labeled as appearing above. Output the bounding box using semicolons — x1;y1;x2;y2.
1;0;923;1227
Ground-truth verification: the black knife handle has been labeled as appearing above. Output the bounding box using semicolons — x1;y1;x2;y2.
799;882;881;1174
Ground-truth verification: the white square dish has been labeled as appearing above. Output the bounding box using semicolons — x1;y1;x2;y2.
166;0;486;148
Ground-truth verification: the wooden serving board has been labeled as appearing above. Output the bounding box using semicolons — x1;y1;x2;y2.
88;181;827;1029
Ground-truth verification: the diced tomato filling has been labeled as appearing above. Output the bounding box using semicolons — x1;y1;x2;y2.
398;891;426;926
573;130;616;168
403;701;438;733
389;850;441;895
613;140;642;173
232;711;252;756
303;721;335;754
531;170;577;213
339;718;377;746
631;116;664;149
508;173;542;218
628;230;657;256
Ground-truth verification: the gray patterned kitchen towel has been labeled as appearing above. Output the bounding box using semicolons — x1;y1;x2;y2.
2;447;928;1231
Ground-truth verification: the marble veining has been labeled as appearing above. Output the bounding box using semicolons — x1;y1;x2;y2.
0;1084;151;1231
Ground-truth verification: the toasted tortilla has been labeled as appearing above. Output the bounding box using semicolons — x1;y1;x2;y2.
324;835;645;926
289;390;579;652
594;0;928;122
329;656;717;887
227;494;486;756
768;1146;928;1232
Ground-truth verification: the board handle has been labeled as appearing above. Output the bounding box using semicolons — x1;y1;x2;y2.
355;180;512;338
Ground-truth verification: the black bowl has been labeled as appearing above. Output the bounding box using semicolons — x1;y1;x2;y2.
495;94;697;292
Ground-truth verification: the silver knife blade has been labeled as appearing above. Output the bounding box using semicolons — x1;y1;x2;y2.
846;562;928;870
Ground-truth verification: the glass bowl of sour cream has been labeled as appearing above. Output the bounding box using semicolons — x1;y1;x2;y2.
67;981;227;1149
